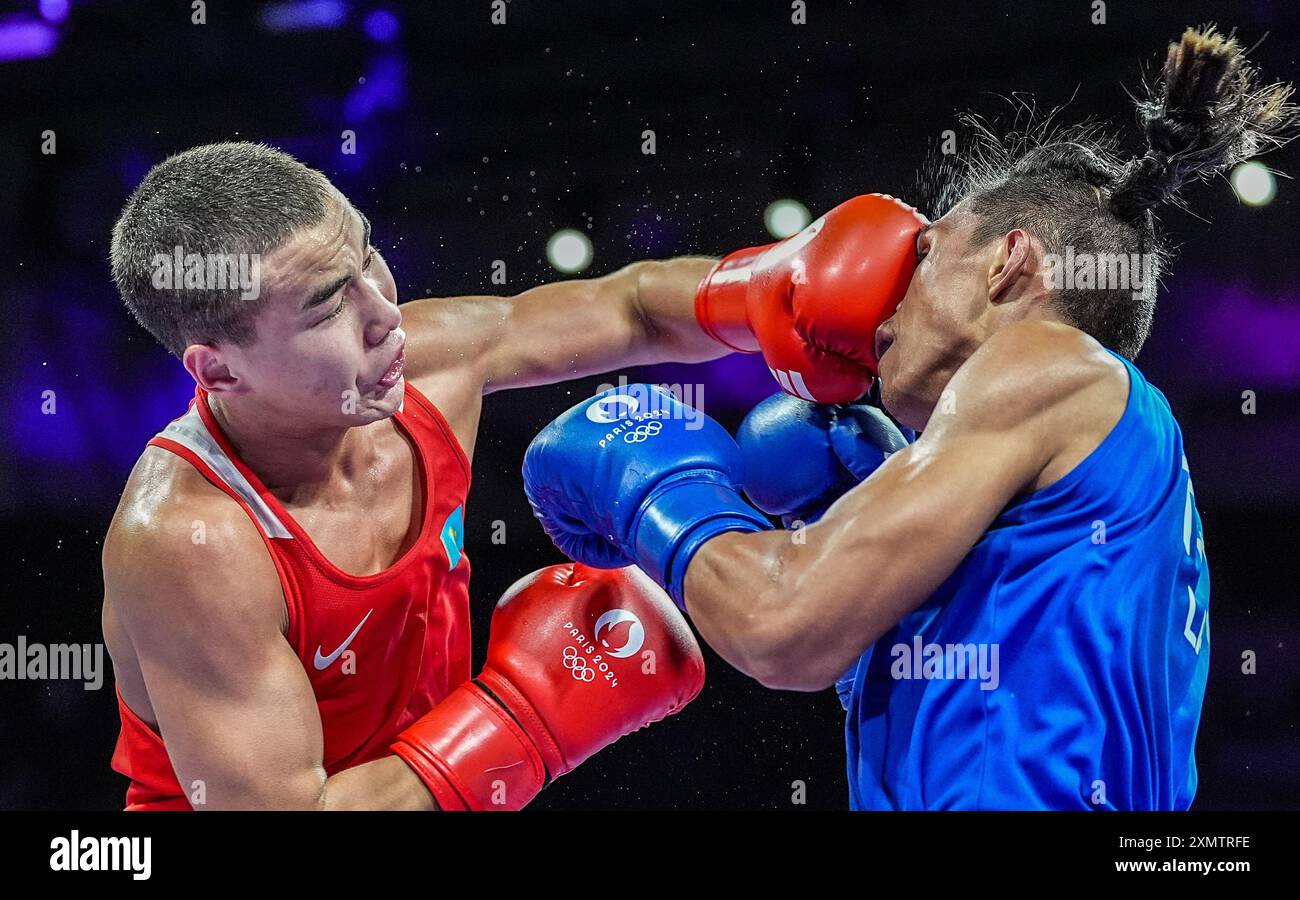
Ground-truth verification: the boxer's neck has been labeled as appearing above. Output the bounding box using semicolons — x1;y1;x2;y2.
206;393;386;501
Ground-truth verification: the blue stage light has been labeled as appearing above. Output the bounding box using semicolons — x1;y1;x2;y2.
39;0;70;25
258;0;347;34
364;8;399;43
0;17;59;62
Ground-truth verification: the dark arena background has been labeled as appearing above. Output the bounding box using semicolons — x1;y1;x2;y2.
1;0;1298;815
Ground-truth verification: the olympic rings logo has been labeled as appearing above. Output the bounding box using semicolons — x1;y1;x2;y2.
562;646;596;682
622;421;662;443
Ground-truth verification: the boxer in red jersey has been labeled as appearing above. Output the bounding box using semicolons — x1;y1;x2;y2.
100;143;721;810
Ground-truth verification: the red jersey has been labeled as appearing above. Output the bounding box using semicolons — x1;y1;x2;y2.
110;383;473;810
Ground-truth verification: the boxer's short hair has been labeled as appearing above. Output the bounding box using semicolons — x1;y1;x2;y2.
110;141;334;357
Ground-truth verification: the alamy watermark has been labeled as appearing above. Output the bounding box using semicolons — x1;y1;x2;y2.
1042;248;1158;299
591;375;706;431
0;636;104;690
890;634;1000;691
151;245;261;300
50;831;150;880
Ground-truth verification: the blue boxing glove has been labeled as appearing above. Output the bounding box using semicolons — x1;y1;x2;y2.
737;389;913;711
736;390;912;528
523;383;772;608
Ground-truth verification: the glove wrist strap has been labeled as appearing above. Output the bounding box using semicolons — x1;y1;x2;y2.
631;476;771;609
694;247;767;353
391;681;547;811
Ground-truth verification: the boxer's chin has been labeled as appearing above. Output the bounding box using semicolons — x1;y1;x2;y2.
876;355;899;411
349;377;405;423
371;377;406;417
877;378;902;421
878;376;924;433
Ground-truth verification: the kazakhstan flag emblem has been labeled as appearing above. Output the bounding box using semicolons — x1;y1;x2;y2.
440;504;465;569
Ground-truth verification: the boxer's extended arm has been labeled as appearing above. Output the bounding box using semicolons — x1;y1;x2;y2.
104;500;435;811
682;322;1129;691
402;257;723;394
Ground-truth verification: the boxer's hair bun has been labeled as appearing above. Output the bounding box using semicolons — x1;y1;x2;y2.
1108;25;1299;222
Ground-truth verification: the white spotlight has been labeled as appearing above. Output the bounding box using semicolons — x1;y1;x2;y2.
547;229;594;273
1231;161;1276;207
764;199;811;239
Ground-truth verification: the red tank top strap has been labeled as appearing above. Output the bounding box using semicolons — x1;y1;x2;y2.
397;382;472;486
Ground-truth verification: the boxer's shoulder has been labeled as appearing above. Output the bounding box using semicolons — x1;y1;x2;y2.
931;320;1130;492
104;445;283;629
945;320;1127;431
104;449;288;725
110;444;256;541
403;370;483;461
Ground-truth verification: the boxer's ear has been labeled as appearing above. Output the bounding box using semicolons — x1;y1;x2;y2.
183;343;246;395
986;228;1036;305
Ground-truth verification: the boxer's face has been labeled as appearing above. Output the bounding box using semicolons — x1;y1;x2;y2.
197;192;406;428
877;201;1035;431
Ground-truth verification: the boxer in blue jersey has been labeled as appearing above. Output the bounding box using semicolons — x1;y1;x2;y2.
521;27;1295;809
735;382;1208;810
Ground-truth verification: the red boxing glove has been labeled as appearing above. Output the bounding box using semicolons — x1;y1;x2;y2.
392;562;705;810
695;193;929;403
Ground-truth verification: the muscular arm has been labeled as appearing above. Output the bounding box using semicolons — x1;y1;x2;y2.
104;497;435;811
682;322;1129;691
402;257;724;395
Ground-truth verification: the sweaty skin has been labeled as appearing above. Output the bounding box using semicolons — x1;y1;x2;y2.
101;187;720;810
682;204;1131;691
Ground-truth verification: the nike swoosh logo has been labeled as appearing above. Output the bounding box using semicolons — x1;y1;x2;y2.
313;609;373;671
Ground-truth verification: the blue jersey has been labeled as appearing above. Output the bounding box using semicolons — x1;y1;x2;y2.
840;351;1210;810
